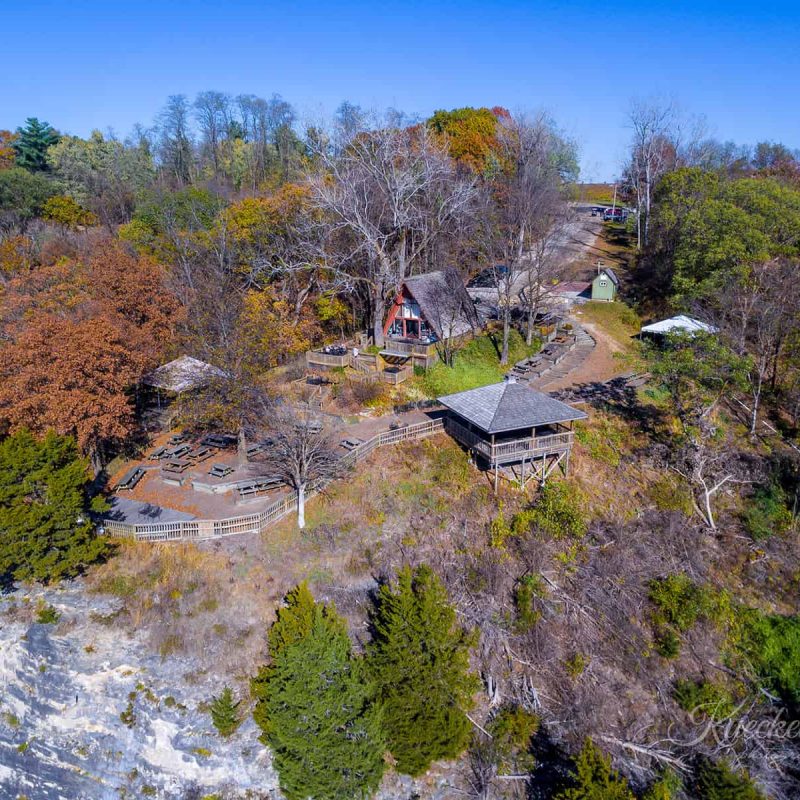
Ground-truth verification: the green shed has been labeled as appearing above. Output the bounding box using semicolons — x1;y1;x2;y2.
591;267;619;301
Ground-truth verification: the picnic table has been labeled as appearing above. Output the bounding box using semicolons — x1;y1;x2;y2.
162;459;190;474
188;446;214;463
201;433;235;449
169;433;188;444
117;466;145;490
148;446;167;460
340;437;364;451
208;463;233;478
246;443;264;458
236;475;283;498
165;444;191;458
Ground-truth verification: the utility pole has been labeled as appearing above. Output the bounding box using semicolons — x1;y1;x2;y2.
611;183;617;213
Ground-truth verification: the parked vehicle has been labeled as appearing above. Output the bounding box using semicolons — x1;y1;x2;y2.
603;208;627;222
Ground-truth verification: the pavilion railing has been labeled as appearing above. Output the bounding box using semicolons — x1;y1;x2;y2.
444;417;574;464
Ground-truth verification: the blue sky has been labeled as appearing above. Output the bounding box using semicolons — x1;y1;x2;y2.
2;0;798;180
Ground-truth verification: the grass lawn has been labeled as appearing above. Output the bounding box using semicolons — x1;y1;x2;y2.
578;301;641;351
416;330;539;397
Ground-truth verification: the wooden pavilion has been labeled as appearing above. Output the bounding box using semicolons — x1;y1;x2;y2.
438;378;588;491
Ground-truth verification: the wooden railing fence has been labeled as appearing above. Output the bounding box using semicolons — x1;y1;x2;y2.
104;418;444;543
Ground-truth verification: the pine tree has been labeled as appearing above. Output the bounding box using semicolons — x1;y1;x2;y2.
210;686;241;737
366;564;480;776
0;429;108;585
556;739;635;800
694;758;766;800
252;583;385;800
13;118;59;172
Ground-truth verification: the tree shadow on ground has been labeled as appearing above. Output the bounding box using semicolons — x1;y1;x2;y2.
552;375;667;442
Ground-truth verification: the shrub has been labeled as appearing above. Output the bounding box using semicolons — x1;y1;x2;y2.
648;475;694;515
693;758;766;800
349;378;386;407
731;609;800;705
209;687;241;737
513;575;545;633
643;770;682;800
487;705;539;773
742;481;794;540
648;574;708;632
512;481;587;540
673;679;736;721
654;627;682;659
35;602;60;624
555;738;635;799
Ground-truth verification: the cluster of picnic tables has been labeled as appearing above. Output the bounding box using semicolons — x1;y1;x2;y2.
510;333;576;383
141;432;244;480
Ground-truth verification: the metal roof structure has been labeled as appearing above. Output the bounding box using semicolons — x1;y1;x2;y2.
640;315;717;336
599;267;619;286
439;379;587;434
142;355;226;394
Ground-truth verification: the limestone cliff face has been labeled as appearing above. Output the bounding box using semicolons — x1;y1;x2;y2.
0;585;279;800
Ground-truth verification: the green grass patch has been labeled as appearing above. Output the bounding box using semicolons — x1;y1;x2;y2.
417;330;539;397
578;301;641;350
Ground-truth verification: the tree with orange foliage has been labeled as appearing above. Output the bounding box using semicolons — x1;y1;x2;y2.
0;131;16;170
0;314;146;468
427;107;507;174
85;239;184;364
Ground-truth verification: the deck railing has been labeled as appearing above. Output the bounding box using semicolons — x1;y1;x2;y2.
382;339;437;358
104;418;444;543
445;417;573;464
306;350;350;368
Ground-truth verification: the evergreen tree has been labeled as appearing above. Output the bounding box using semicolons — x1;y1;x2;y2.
694;758;766;800
367;564;480;776
13;118;59;172
0;429;108;585
252;583;385;800
210;686;241;737
643;769;682;800
555;739;635;800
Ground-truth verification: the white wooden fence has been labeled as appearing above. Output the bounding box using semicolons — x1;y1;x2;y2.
103;418;444;543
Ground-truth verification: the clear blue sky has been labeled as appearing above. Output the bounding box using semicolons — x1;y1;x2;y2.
3;0;798;180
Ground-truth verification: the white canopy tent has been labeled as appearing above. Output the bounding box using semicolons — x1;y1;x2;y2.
143;355;226;394
640;315;718;336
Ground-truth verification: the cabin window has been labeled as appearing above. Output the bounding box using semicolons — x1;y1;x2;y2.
388;320;403;337
399;300;421;319
405;319;420;338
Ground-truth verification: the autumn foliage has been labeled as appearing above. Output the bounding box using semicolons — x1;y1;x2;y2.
0;238;181;462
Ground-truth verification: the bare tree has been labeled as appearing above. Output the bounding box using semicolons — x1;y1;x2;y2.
194;91;232;176
422;267;480;366
481;113;573;364
307;120;477;346
156;94;195;185
626;100;678;249
261;407;343;529
715;258;800;436
520;205;572;346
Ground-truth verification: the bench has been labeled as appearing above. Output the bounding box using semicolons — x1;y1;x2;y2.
117;466;145;490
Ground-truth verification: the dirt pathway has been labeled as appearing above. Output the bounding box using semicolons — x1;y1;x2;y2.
538;319;627;391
